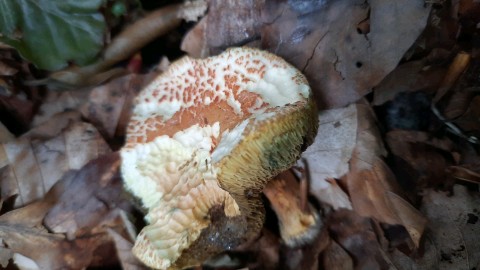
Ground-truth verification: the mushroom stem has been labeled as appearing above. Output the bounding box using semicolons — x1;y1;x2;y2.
264;169;321;248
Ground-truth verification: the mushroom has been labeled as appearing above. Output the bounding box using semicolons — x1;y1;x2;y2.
120;47;318;269
264;169;321;248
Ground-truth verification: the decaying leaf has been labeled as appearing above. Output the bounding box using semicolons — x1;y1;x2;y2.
300;104;357;210
81;73;155;139
386;130;454;187
0;119;110;207
373;60;446;106
181;0;263;58
0;121;13;143
107;228;148;270
183;0;431;108
43;153;131;239
321;240;354;270
0;197;115;269
32;90;90;127
328;209;390;269
419;185;480;269
340;104;426;247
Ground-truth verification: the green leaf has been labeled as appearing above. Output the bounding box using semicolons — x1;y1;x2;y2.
0;0;105;71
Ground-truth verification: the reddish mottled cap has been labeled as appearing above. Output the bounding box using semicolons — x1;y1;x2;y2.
121;47;318;269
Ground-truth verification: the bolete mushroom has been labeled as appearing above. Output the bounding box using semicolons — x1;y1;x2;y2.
121;47;318;269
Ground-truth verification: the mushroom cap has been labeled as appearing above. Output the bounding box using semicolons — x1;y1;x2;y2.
121;47;317;269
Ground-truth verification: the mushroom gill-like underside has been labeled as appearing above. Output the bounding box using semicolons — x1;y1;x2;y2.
121;47;318;269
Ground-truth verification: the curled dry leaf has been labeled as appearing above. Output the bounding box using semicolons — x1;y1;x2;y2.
343;104;426;247
448;165;480;184
0;119;110;208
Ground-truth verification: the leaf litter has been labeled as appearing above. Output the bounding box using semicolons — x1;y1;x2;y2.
0;0;480;269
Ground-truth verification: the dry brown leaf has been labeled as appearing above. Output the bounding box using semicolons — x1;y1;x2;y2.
321;240;354;270
107;228;148;270
182;0;263;58
452;95;480;139
299;104;358;210
328;209;390;269
0;95;34;134
264;0;431;108
43;153;132;239
386;130;452;187
448;165;480;184
373;60;445;106
184;0;431;108
1;121;110;207
32;90;90;127
346;157;404;225
340;104;427;247
81;73;155;139
0;197;116;269
0;121;13;143
419;185;480;269
385;192;427;248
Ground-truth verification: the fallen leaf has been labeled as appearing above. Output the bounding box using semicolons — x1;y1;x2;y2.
328;209;390;269
0;121;13;143
321;240;354;270
0;197;116;269
386;130;453;187
346;158;404;225
107;228;147;270
300;104;357;210
32;89;90;127
181;0;263;58
0;95;34;134
184;1;431;108
385;192;427;248
44;153;132;239
301;104;357;189
1;121;110;207
342;104;426;247
373;60;445;106
447;165;480;184
419;185;480;269
81;73;155;139
264;0;431;108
